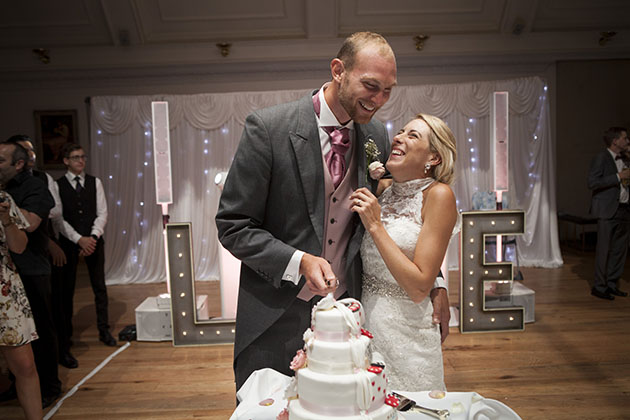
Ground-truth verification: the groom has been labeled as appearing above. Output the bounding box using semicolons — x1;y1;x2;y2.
216;32;450;391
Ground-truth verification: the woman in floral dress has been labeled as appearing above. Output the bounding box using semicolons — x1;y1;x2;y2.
0;190;42;420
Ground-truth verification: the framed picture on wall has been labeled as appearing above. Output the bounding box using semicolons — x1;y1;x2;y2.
34;109;78;169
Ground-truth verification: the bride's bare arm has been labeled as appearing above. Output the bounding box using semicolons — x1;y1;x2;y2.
350;184;456;303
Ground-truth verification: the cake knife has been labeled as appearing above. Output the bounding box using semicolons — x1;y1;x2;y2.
391;392;450;419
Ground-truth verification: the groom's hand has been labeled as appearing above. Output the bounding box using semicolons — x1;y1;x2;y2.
430;288;450;343
300;253;338;296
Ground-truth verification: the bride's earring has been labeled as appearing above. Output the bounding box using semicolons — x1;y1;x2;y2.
424;163;431;175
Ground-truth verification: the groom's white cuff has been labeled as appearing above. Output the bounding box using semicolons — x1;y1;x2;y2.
434;276;447;290
282;250;304;285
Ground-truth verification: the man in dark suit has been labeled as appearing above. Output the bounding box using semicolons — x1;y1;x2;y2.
216;32;450;392
0;140;61;407
5;135;77;368
588;126;630;300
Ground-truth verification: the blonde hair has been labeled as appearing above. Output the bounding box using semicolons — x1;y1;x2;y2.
416;113;457;185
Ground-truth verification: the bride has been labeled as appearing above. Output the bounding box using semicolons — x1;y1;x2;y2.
350;113;458;392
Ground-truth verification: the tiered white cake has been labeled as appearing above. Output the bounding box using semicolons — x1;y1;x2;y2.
287;295;398;420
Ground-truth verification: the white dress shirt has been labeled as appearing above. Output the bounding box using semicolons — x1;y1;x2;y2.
45;172;63;223
608;148;629;204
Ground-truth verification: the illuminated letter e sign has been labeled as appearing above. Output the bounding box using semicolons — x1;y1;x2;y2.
460;210;525;333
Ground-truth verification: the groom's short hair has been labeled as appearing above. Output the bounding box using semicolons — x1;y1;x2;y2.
336;32;394;71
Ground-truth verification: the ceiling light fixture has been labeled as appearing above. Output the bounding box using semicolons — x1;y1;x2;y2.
599;31;616;46
32;48;50;64
413;35;430;51
216;42;232;57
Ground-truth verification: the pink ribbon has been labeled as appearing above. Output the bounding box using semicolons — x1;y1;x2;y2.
299;399;381;416
314;330;350;341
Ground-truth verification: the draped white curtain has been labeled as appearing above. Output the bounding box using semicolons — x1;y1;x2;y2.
91;76;562;285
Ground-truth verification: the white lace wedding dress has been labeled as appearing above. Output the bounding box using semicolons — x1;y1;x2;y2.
361;177;447;392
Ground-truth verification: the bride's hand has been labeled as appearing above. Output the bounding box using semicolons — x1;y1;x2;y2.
350;188;381;233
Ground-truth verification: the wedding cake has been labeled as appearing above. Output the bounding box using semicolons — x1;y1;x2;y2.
285;295;399;420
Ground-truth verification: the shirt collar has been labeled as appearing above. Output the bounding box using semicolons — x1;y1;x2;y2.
66;171;84;182
317;83;354;131
7;169;30;188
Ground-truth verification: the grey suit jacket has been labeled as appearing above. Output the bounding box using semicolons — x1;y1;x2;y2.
215;92;390;361
588;149;622;219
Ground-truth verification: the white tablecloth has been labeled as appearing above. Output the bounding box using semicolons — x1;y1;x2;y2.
230;368;522;420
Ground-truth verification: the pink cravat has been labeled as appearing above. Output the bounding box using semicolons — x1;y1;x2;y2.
325;127;350;188
313;92;351;189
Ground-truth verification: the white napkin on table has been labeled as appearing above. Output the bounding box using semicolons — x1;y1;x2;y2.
230;368;290;420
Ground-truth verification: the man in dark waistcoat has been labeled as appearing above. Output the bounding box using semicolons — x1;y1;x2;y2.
56;143;116;349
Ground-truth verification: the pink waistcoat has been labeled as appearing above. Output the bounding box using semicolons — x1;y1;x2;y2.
298;141;358;300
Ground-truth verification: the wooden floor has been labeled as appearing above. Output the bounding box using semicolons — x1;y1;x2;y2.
1;246;629;419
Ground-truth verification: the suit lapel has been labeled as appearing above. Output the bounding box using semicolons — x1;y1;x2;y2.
345;123;371;275
354;124;368;189
290;93;325;245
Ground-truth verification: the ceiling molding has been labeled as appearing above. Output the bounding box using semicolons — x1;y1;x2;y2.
1;0;629;85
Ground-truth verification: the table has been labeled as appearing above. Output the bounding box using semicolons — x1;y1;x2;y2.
557;212;598;251
230;368;522;420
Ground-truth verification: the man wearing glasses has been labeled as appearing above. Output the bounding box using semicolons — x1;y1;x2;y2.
55;143;116;349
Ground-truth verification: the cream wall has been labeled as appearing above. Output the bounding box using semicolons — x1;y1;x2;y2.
556;59;630;217
0;57;555;178
6;57;627;223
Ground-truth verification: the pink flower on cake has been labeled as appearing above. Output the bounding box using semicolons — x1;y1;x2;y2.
290;349;307;371
276;408;289;420
368;161;386;180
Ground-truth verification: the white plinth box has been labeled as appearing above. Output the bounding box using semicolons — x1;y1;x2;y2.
485;281;535;323
135;294;211;341
135;296;172;341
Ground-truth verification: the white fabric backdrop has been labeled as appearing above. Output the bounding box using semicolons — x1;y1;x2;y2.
90;76;562;285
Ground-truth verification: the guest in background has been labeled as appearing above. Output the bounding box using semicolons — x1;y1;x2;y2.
5;135;75;369
0;188;42;420
55;144;116;347
587;126;630;300
0;141;60;408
